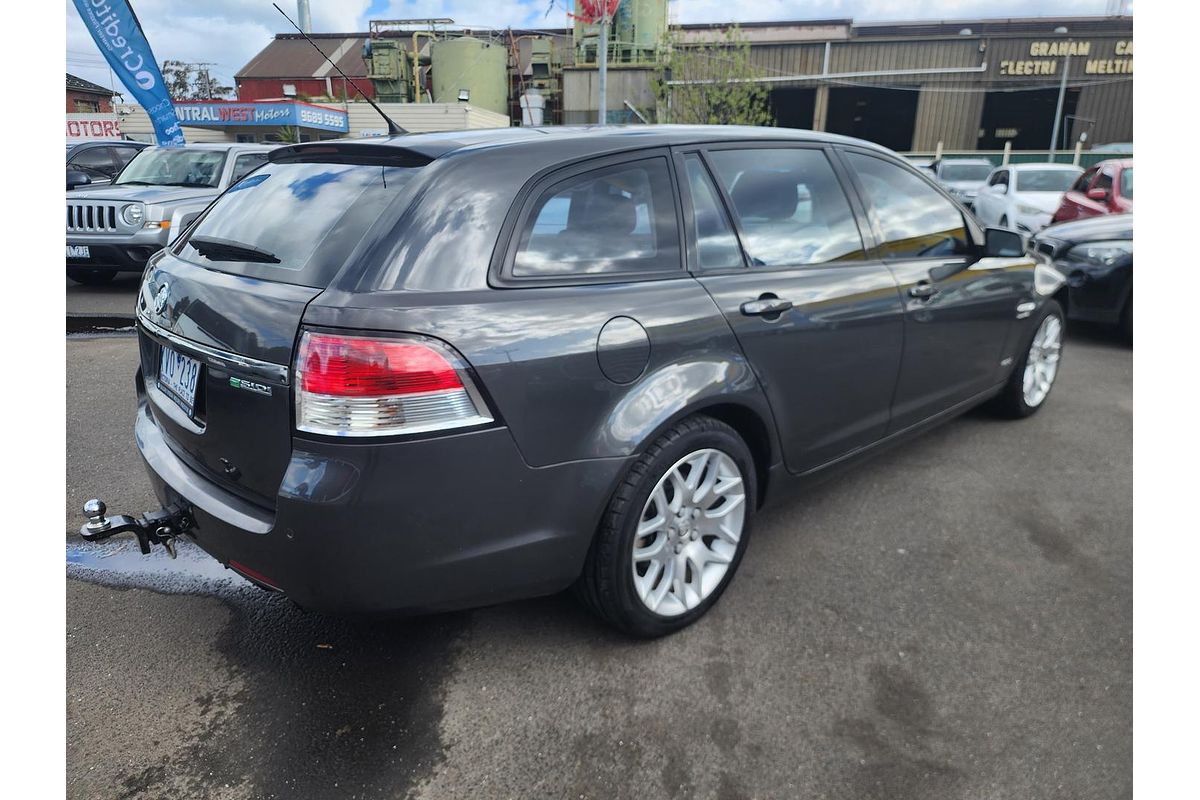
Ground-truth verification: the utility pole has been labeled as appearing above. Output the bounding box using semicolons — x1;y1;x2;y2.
1048;52;1070;163
597;7;609;126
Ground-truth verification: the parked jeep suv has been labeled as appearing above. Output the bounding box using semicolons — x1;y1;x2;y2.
66;142;273;284
80;127;1065;636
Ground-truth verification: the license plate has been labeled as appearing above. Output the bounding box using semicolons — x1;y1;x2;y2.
66;245;90;259
158;346;202;417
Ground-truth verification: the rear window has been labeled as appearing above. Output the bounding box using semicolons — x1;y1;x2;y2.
941;163;992;182
1015;169;1080;192
175;162;420;288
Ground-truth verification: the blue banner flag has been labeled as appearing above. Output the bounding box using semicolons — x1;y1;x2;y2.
71;0;184;146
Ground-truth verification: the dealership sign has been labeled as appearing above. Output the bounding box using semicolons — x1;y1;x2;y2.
173;102;349;133
66;113;123;141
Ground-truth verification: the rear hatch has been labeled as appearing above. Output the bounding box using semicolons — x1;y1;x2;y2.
136;149;428;508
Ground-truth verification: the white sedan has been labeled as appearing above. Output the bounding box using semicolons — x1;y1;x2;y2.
972;163;1083;235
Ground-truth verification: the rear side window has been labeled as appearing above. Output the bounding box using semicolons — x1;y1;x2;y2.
175;161;420;288
231;152;269;182
1119;167;1133;199
682;154;743;269
845;152;969;260
707;148;864;267
513;157;679;277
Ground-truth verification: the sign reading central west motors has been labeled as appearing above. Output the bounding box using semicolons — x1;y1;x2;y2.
172;101;349;132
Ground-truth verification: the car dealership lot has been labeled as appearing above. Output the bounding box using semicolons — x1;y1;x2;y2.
66;329;1131;799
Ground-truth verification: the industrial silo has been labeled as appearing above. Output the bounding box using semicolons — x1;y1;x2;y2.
430;37;509;116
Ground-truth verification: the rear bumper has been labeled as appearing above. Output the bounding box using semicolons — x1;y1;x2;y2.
134;394;629;614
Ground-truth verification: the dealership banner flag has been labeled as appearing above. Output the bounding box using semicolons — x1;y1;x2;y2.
71;0;184;146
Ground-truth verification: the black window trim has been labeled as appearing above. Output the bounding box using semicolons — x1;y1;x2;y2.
673;140;877;276
491;147;687;288
833;145;984;264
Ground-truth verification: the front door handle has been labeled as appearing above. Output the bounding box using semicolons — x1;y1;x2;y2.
909;282;939;300
740;295;794;317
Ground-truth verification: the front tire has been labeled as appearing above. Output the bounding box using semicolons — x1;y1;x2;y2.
575;415;756;638
990;299;1064;419
67;267;116;285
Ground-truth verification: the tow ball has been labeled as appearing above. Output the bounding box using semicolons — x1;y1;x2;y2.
80;499;194;559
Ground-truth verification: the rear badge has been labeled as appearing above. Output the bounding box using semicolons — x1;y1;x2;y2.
229;377;272;397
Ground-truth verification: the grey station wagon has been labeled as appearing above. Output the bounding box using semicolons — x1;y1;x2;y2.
81;126;1066;637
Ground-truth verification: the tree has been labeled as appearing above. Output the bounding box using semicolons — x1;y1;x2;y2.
653;25;773;127
160;60;234;101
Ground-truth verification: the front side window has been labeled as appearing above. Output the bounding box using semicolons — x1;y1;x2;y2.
682;154;742;269
989;170;1009;187
1094;170;1114;195
845;152;969;260
706;148;864;267
115;148;227;188
513;158;679;277
175;161;421;287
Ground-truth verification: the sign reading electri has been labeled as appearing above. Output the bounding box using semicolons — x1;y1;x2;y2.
998;40;1132;76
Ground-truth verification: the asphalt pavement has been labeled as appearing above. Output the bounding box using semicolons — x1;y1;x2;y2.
65;323;1132;800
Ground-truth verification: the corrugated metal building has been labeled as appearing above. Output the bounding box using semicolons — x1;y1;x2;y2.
658;15;1133;151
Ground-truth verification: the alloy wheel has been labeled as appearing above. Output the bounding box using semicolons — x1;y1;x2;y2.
1023;314;1062;407
631;448;746;617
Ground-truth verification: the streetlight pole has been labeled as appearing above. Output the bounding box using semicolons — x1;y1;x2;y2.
1048;29;1071;162
597;8;609;126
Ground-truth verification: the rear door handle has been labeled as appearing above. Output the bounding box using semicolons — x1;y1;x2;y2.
740;296;794;317
909;282;939;300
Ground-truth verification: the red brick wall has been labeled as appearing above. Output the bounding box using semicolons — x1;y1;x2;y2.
67;90;114;113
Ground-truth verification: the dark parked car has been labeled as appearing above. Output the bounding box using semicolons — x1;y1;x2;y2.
66;140;147;189
1032;213;1132;338
80;126;1066;637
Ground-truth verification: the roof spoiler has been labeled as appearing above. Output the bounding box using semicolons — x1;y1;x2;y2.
269;142;434;167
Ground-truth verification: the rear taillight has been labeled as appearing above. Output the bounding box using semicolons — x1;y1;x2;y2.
295;331;493;437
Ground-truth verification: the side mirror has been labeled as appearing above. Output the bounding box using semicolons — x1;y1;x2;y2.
984;227;1024;258
1086;187;1109;201
996;183;1009;194
67;169;91;190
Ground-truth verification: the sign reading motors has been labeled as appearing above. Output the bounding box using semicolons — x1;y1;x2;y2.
173;101;349;133
66;114;123;141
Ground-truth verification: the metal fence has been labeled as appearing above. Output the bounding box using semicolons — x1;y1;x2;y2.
901;149;1131;169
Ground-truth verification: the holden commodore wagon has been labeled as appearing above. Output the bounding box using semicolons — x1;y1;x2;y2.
80;126;1066;637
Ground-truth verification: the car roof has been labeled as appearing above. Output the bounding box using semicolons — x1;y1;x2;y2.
940;157;993;164
143;142;275;152
281;125;894;162
1006;162;1083;171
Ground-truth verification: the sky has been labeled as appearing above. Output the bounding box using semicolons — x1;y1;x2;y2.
65;0;1130;98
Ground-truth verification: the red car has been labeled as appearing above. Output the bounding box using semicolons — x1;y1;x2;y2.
1052;159;1132;223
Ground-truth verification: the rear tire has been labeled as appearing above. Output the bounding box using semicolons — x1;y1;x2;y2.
574;415;756;638
989;299;1064;419
67;267;116;286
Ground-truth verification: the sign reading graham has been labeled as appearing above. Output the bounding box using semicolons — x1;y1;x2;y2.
999;39;1134;77
173;101;350;133
71;0;183;146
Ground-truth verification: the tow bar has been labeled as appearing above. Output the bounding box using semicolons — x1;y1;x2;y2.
79;498;195;559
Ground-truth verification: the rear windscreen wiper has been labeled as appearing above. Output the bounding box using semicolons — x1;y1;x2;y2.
188;236;281;264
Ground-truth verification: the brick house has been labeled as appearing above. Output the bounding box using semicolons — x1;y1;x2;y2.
67;73;120;114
